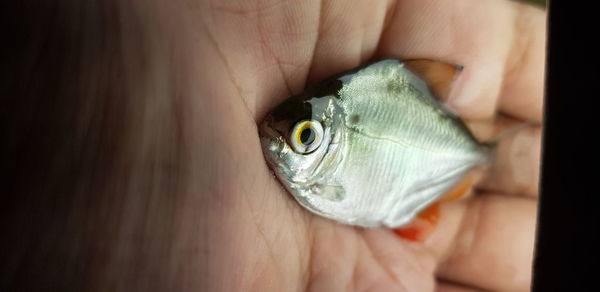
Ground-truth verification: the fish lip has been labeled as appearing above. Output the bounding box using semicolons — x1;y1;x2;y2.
258;118;290;173
258;116;286;141
259;119;281;150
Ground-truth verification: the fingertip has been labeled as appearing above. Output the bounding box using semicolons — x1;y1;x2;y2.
498;2;547;123
478;124;542;197
436;194;537;291
446;61;504;121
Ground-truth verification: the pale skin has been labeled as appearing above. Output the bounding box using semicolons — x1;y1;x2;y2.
65;0;545;291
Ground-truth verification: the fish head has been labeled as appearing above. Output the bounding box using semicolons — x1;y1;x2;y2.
259;79;348;204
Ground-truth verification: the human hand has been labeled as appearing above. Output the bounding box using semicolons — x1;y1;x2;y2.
135;0;545;291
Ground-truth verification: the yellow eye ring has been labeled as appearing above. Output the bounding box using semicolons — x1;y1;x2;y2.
289;120;323;154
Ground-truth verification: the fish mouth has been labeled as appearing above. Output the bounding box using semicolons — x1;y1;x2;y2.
259;119;300;190
258;119;286;164
258;116;282;140
259;119;281;148
258;118;274;138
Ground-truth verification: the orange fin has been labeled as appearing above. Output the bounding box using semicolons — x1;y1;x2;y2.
404;59;463;102
393;203;440;242
440;166;485;202
393;167;484;242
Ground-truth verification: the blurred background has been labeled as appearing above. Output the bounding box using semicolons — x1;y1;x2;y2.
523;0;546;7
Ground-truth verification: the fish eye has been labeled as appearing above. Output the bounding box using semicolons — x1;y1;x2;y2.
289;120;324;154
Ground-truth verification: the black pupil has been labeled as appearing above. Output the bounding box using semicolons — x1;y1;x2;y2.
300;127;316;145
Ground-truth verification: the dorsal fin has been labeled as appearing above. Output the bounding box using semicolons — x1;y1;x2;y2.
404;59;463;102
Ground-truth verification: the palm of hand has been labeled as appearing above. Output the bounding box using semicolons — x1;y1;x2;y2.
188;0;545;291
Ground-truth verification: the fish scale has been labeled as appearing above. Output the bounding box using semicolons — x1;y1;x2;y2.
259;58;490;228
338;131;408;223
339;62;476;155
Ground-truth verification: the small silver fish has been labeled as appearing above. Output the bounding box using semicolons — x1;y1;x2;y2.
259;59;490;228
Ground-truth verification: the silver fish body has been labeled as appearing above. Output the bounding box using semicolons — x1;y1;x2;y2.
259;59;489;228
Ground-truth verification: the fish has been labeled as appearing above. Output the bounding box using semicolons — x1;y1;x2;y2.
258;58;492;236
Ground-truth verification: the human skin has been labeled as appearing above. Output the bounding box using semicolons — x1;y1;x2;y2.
1;0;545;291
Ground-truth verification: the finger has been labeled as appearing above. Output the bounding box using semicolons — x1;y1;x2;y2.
204;0;323;121
463;115;542;197
424;194;537;292
436;280;485;292
498;2;547;122
305;0;395;83
478;124;542;197
308;221;435;292
463;114;524;142
360;228;437;292
376;0;546;122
